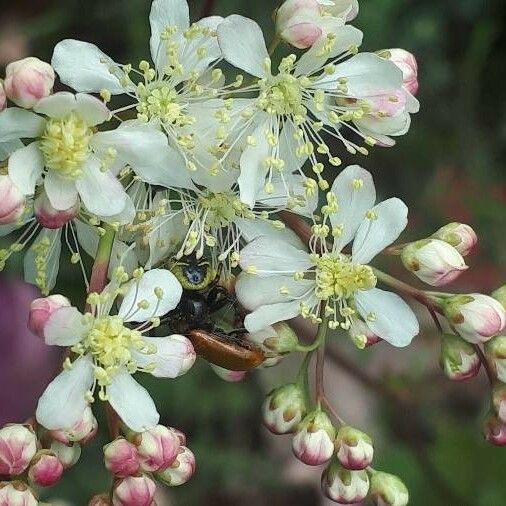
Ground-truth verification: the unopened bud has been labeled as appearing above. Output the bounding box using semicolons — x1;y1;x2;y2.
0;424;38;476
401;239;467;286
444;294;506;343
492;285;506;310
88;494;112;506
262;322;299;353
275;0;322;49
335;426;374;470
369;471;409;506
380;48;418;95
49;406;98;444
0;175;25;225
4;57;55;108
492;383;506;423
348;318;382;349
483;410;506;446
155;446;196;487
130;425;180;473
439;333;481;381
292;410;335;466
247;327;284;367
485;335;506;382
34;191;79;229
50;441;81;470
262;383;307;435
321;461;370;504
28;294;71;338
211;365;247;382
112;474;156;506
0;481;38;506
28;450;63;487
432;222;477;257
104;438;139;478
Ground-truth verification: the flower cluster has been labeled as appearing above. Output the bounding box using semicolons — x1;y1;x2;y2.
0;0;504;502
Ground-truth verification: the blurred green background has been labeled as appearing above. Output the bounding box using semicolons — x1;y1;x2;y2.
1;0;506;504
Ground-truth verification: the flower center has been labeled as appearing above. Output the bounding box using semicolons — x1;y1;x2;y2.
259;73;306;116
314;253;377;301
136;83;185;124
39;113;93;179
198;191;250;228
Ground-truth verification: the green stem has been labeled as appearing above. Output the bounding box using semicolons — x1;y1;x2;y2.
87;224;116;298
296;315;329;352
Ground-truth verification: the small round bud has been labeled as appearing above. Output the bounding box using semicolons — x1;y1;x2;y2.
335;426;374;470
444;294;506;343
49;406;98;444
492;285;506;310
247;327;284;367
34;191;80;229
265;322;299;353
369;471;409;506
0;481;38;506
28;295;71;339
104;438;140;478
211;365;247;382
0;424;38;476
0;82;6;111
492;383;506;423
401;239;468;287
292;410;335;466
262;383;307;435
485;335;506;382
4;57;55;109
28;450;64;487
381;48;418;95
348;318;382;349
155;446;196;487
88;494;112;506
112;474;156;506
321;461;370;504
275;0;322;49
0;175;25;225
483;411;506;446
50;441;81;470
432;222;478;257
130;425;180;473
439;333;481;381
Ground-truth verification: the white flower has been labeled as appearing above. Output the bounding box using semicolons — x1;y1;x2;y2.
216;15;418;205
236;165;419;347
36;267;196;432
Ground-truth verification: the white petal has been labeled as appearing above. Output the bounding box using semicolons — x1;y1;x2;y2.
352;198;408;264
235;217;306;250
0;108;45;142
108;370;159;432
133;335;196;378
245;300;304;333
24;228;62;294
44;306;90;346
217;15;270;78
51;40;125;94
75;156;128;217
33;92;77;118
75;93;111;126
36;356;94;430
239;236;311;275
44;171;79;211
0;139;23;161
238;118;271;207
8;142;44;195
355;110;411;137
355;288;419;347
329;165;376;252
118;269;183;323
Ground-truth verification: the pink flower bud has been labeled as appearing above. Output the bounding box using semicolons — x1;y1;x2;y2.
432;222;478;257
155;446;196;487
492;383;506;423
483;411;506;446
112;474;156;506
485;335;506;383
401;239;468;286
0;481;38;506
275;0;323;49
439;333;480;381
211;365;247;382
28;294;71;339
50;441;81;469
369;471;409;506
88;494;112;506
168;427;186;446
262;384;307;435
34;191;80;229
292;410;335;466
0;82;6;111
28;450;63;487
4;57;55;109
0;424;38;475
444;294;506;344
493;285;506;310
321;462;370;504
49;406;98;444
335;426;374;470
381;48;419;95
104;438;140;478
348;318;382;349
0;175;25;225
130;425;180;473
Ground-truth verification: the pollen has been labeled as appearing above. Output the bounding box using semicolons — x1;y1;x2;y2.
39;113;93;179
136;83;186;125
198;191;251;228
